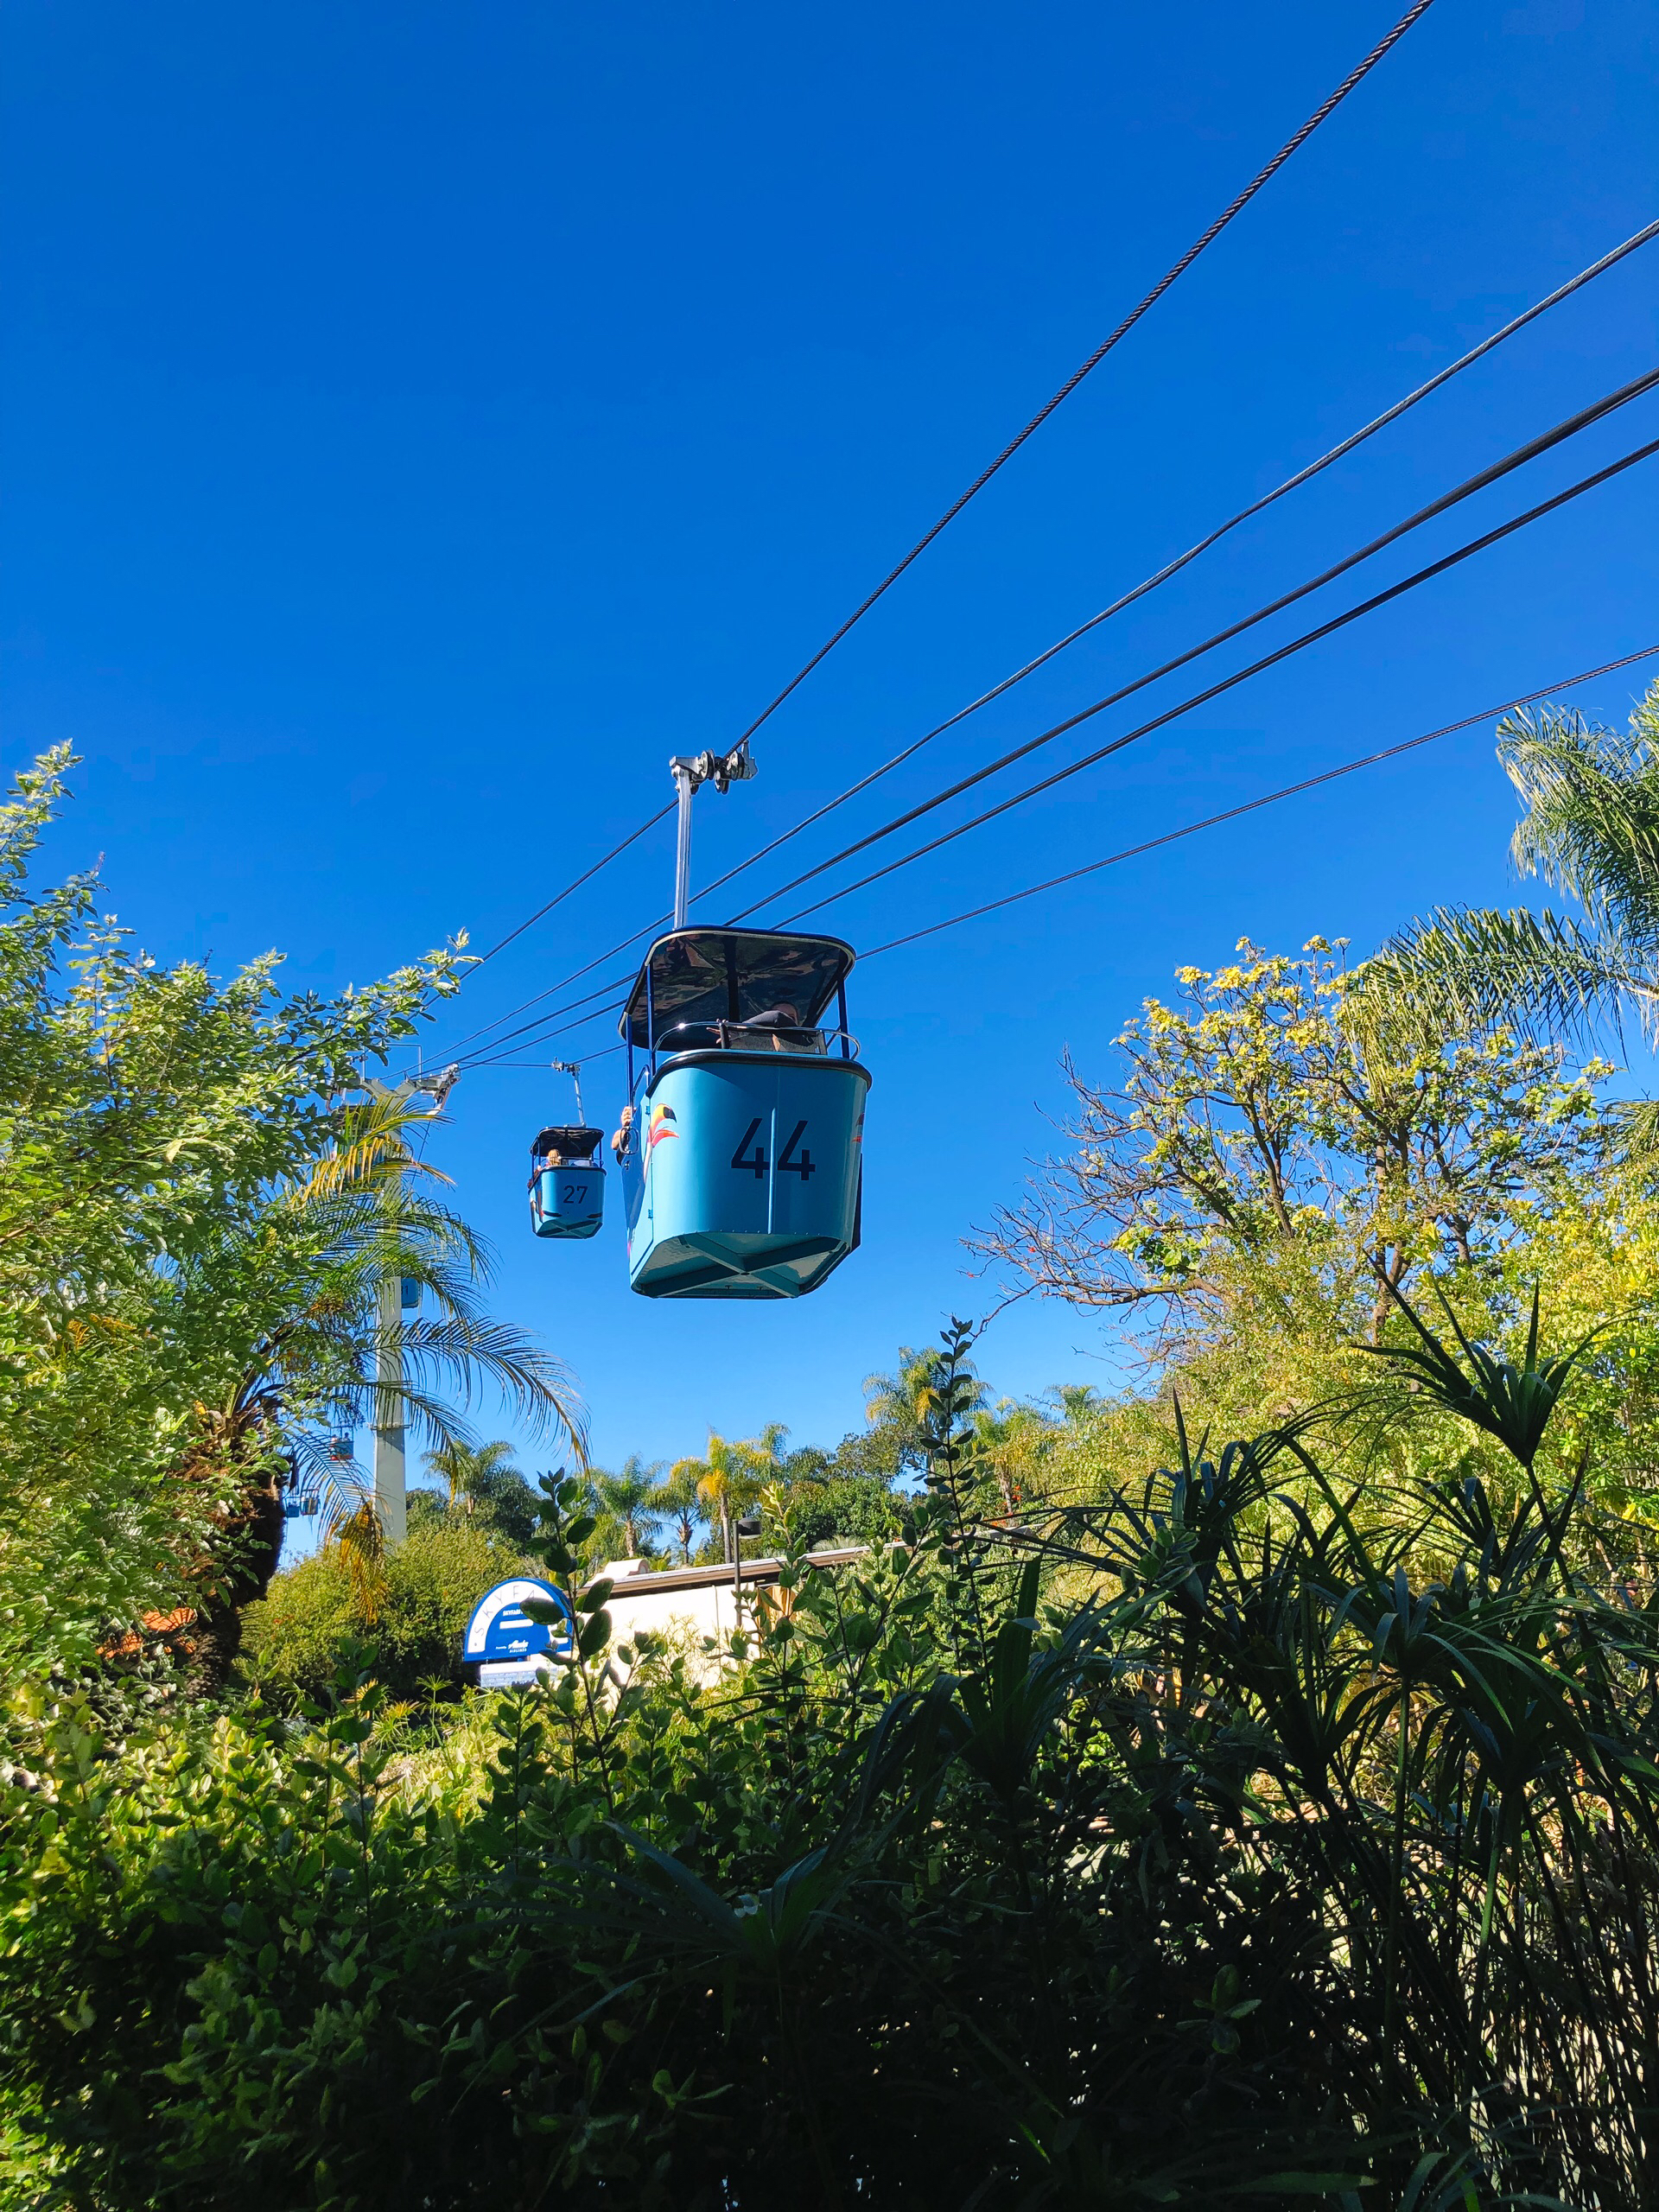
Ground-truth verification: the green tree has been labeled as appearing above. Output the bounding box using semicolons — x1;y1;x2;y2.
0;746;581;1681
240;1510;529;1706
424;1439;524;1517
671;1427;784;1564
976;938;1610;1351
656;1461;704;1563
417;1438;542;1544
592;1454;667;1558
1045;1382;1105;1427
861;1345;984;1475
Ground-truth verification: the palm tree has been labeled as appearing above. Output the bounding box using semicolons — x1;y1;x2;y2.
1046;1382;1105;1427
1350;683;1659;1127
861;1346;947;1431
861;1344;988;1478
657;1462;704;1564
423;1437;523;1516
191;1090;585;1669
592;1454;667;1558
671;1426;785;1564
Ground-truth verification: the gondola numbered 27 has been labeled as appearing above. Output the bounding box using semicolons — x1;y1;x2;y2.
528;1061;605;1239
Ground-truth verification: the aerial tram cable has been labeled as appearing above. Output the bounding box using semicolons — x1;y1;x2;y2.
728;0;1442;754
444;643;1659;1058
770;429;1659;930
429;225;1659;1072
454;637;1659;1065
679;218;1659;918
448;381;1659;1075
451;751;766;1071
466;801;675;975
443;757;777;1070
444;938;658;1065
725;363;1659;924
397;810;671;1076
858;642;1659;959
455;974;635;1067
458;756;764;1072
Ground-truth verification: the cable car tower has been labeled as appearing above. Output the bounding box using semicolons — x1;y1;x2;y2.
613;743;871;1299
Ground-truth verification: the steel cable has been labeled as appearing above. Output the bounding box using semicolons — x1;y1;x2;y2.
457;416;1659;1066
684;219;1659;917
427;219;1654;1065
769;432;1659;928
461;437;1659;1070
860;645;1659;958
730;365;1659;921
731;0;1442;753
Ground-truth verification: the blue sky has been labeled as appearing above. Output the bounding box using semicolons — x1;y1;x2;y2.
4;0;1657;1496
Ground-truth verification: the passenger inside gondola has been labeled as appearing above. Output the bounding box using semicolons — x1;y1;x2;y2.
716;1002;824;1052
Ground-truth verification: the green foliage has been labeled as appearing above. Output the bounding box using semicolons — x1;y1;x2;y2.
978;936;1609;1341
1351;678;1659;1058
969;934;1659;1526
422;1438;543;1543
5;1316;1656;2205
16;678;1659;2203
238;1515;531;1707
0;752;584;1683
0;752;475;1675
591;1454;670;1561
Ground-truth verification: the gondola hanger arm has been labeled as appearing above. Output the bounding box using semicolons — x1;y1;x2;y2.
671;742;758;929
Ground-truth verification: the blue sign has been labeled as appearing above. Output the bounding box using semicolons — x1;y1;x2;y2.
461;1577;574;1664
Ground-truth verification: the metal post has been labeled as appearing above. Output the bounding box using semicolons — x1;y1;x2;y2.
365;1066;455;1548
550;1058;585;1123
670;743;756;933
373;1271;407;1547
672;760;696;929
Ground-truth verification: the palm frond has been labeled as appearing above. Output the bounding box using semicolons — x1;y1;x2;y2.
1500;693;1659;944
1346;903;1656;1052
395;1314;586;1459
302;1093;456;1202
1356;1276;1603;1478
1605;1093;1659;1171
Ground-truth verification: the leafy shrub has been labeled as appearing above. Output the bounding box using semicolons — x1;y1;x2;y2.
239;1515;530;1706
8;1317;1659;2208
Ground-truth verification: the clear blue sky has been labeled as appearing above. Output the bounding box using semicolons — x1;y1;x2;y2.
4;0;1657;1490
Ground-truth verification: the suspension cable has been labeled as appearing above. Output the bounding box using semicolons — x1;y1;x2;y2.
772;433;1659;927
451;641;1659;1060
429;227;1655;1067
464;802;675;978
731;0;1441;753
428;218;1655;1064
731;365;1659;922
451;407;1659;1071
685;219;1659;917
861;645;1659;958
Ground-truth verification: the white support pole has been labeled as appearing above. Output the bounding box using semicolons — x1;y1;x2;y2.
671;760;696;929
669;745;755;931
364;1070;440;1549
373;1271;407;1547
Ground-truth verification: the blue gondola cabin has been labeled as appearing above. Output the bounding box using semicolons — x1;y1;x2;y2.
529;1124;606;1239
613;927;870;1299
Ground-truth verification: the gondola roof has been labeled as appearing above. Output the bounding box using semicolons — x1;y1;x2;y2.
620;927;855;1049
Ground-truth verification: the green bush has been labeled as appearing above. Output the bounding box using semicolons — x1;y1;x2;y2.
10;1322;1659;2207
239;1515;530;1706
